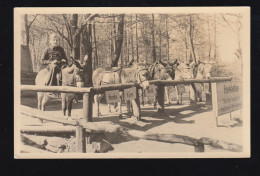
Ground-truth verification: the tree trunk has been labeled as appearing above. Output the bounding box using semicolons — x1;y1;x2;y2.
24;14;30;46
151;14;156;63
71;14;80;60
92;23;98;67
207;14;211;60
135;14;139;62
111;14;125;67
159;17;162;61
83;24;93;87
130;15;135;61
189;15;197;63
165;15;170;62
214;13;217;64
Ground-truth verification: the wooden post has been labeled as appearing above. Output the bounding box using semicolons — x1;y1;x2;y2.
211;83;220;127
157;84;165;112
131;86;141;120
194;142;205;152
76;126;85;153
85;132;91;144
83;89;93;122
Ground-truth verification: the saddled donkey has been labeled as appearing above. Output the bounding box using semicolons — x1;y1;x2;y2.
192;61;215;102
147;60;177;108
35;58;85;117
92;61;150;119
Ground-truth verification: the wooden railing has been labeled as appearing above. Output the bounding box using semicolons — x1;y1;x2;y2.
21;77;232;121
20;77;239;153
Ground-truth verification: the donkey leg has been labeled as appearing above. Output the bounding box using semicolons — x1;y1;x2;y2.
41;94;48;111
117;92;123;119
165;86;170;104
108;104;112;113
126;101;132;118
67;99;73;117
175;86;180;105
93;94;100;117
154;93;157;109
37;93;43;110
61;95;67;116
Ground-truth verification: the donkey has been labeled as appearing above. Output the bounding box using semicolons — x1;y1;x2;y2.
192;61;215;102
173;61;196;105
147;60;178;108
92;61;150;119
35;58;85;117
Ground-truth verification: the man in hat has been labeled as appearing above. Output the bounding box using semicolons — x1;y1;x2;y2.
41;33;68;86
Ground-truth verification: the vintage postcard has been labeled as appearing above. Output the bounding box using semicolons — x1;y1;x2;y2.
14;7;250;158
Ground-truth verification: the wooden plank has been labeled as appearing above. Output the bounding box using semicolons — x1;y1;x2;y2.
150;77;232;86
93;83;141;94
20;105;78;126
20;77;232;95
21;85;92;93
21;126;76;134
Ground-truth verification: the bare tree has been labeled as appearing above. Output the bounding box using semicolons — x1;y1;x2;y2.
24;14;38;46
151;14;156;63
188;14;197;63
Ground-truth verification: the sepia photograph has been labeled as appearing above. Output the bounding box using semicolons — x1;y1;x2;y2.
14;7;250;158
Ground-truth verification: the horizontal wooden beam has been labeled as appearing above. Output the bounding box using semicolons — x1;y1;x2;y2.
20;77;231;94
20;85;92;93
21;126;76;134
149;77;232;86
92;83;141;94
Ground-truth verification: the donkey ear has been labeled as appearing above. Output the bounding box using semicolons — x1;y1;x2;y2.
159;60;167;67
189;61;196;68
128;58;134;67
71;57;83;69
170;59;178;66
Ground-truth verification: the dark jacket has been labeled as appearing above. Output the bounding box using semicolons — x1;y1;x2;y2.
42;46;68;67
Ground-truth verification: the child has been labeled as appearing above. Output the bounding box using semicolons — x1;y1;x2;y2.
41;33;68;86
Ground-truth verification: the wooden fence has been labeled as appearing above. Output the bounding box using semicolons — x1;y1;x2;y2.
20;77;242;153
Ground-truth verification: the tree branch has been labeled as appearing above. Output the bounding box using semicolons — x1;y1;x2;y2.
49;19;72;48
74;14;99;37
62;14;73;45
28;14;38;29
221;15;236;33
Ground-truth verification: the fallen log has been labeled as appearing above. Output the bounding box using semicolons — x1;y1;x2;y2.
199;137;243;152
78;121;242;152
21;126;76;134
78;120;204;152
20;105;78;126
